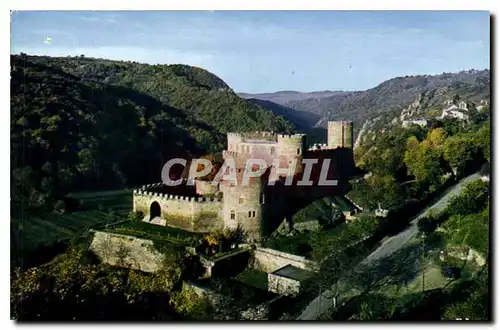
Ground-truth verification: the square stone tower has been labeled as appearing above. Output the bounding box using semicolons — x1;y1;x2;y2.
327;121;354;149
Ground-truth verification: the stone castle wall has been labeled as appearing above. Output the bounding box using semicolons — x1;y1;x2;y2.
133;187;223;232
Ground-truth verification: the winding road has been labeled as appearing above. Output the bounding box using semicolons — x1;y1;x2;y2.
297;172;481;320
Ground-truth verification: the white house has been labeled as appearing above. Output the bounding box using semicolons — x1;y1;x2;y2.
402;119;430;128
439;104;469;121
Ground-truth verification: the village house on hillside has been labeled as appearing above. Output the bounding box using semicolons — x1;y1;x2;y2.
439;99;470;121
402;118;431;129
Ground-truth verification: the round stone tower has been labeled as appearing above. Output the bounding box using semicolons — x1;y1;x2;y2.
328;121;354;149
277;133;306;175
220;171;265;242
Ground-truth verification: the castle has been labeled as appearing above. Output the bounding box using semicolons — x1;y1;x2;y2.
133;121;356;242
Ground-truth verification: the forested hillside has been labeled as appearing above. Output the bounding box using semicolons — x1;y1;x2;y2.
10;54;296;207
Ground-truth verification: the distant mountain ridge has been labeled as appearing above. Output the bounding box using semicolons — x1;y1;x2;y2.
239;69;490;132
238;90;350;105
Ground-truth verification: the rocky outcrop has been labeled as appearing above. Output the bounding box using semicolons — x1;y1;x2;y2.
89;230;165;272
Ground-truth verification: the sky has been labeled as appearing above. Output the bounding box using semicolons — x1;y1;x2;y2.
11;11;490;93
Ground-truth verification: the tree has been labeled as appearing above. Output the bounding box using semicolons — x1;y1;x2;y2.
443;135;480;177
476;123;490;162
417;216;438;235
427;128;447;150
365;174;403;210
404;138;444;186
446;180;489;216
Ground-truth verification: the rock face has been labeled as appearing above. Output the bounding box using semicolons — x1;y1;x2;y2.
400;95;422;121
89;230;165;273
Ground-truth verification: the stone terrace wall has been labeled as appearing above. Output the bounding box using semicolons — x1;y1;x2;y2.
252;247;317;273
89;230;165;273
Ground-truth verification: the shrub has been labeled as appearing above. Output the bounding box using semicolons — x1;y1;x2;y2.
128;211;144;222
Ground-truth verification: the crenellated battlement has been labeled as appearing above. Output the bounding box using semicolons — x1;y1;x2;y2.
223;150;240;158
140;182;165;190
308;143;333;151
305;148;338;154
277;133;306;140
227;132;242;137
134;189;222;203
252;131;275;137
328;120;352;125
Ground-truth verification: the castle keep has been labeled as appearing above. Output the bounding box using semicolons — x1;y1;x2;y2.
133;121;356;242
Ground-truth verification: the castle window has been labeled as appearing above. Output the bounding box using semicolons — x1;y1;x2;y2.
230;211;235;220
248;211;252;218
252;211;256;217
297;148;301;155
270;147;275;155
239;197;244;204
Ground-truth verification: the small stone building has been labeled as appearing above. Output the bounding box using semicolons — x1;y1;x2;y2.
268;264;314;296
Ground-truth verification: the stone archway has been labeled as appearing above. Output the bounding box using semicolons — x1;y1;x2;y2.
150;201;161;220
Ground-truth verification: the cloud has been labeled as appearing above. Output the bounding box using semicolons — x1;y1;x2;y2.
78;14;120;24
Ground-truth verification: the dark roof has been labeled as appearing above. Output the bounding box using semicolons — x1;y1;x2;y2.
271;265;313;282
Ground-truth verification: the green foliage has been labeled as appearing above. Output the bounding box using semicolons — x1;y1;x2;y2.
128;211;145;222
310;216;376;262
443;135;481;176
417;216;438;236
440;180;489;257
169;286;212;320
11;245;180;321
475;123;490;162
442;271;489;320
106;221;202;247
234;269;269;291
404;131;447;186
358;126;423;179
446;180;489;216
